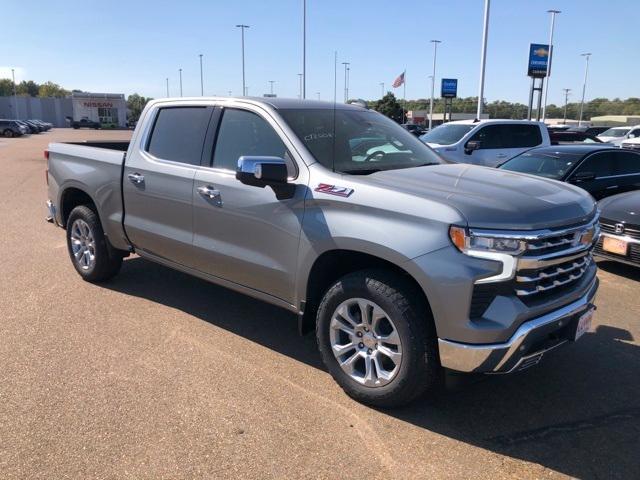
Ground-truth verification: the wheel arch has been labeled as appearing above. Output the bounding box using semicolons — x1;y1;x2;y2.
59;186;98;229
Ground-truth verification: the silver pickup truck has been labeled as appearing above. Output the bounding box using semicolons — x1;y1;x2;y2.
46;97;600;407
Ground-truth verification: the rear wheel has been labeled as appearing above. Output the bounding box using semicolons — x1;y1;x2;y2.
66;205;123;282
316;269;442;408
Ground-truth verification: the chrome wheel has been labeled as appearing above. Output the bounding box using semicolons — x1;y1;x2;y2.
70;219;96;270
329;298;403;387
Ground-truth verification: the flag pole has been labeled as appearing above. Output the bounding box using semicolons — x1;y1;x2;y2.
402;70;406;124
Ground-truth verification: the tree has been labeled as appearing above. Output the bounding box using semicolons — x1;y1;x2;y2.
16;80;40;97
126;93;153;122
38;81;70;98
371;93;403;123
0;78;15;96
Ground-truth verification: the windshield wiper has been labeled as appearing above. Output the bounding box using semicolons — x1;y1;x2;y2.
341;168;383;175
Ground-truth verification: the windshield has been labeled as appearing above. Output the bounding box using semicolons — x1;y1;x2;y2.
499;151;582;179
279;108;442;174
419;124;475;145
599;128;630;138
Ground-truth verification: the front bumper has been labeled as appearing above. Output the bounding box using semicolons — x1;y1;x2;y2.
438;276;598;373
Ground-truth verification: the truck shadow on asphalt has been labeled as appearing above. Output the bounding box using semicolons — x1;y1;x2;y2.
105;257;639;480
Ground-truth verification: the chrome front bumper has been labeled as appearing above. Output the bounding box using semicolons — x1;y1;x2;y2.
438;277;598;374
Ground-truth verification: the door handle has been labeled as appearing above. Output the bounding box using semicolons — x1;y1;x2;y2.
127;172;144;184
606;185;619;189
197;185;222;201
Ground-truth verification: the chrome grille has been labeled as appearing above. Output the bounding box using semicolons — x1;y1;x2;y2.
600;219;640;241
515;256;591;296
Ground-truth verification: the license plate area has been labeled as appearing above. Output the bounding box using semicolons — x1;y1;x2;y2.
574;307;595;341
603;236;628;255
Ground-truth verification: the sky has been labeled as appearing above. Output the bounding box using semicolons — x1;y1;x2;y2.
1;0;636;106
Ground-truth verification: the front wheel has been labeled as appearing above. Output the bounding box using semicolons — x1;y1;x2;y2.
66;205;123;282
316;269;442;408
3;129;14;138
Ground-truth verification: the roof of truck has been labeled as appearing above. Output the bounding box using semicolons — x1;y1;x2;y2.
159;96;368;111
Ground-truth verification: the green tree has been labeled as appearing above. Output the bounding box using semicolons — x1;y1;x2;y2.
371;92;404;123
126;93;153;122
16;80;40;97
38;81;70;98
0;78;15;96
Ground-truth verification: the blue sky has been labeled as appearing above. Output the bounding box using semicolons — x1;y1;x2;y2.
1;0;635;105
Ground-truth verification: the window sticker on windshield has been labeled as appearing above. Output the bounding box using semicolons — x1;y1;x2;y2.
314;183;354;197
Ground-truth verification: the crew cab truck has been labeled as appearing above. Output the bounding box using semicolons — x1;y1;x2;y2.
46;98;599;407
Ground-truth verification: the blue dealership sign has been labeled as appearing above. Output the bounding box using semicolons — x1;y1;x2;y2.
441;78;458;98
528;43;551;77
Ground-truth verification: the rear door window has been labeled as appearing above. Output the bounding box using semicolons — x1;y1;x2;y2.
469;125;505;149
146;107;213;165
573;152;615;178
613;151;640;175
500;124;542;148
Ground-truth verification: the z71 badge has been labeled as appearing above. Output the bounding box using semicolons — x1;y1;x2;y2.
314;183;354;197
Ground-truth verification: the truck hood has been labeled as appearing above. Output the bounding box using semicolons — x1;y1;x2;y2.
366;164;596;230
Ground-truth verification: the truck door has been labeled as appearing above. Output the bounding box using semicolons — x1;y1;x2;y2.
123;105;214;266
192;106;307;304
464;124;543;167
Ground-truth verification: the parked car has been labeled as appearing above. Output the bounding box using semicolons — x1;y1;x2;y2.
549;131;603;145
15;120;38;134
401;123;425;136
28;119;51;131
0;119;28;137
597;126;640;146
499;145;640;200
46;97;599;407
594;191;640;267
582;126;611;137
71;117;101;129
419;119;551;167
620;136;640;151
20;120;42;134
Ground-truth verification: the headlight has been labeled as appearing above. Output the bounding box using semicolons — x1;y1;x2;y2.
449;226;525;254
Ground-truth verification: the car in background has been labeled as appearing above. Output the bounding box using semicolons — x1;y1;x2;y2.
419;119;550;167
594;191;640;268
34;119;52;130
549;131;604;145
620;137;640;151
582;126;611;137
21;120;43;133
597;126;640;146
16;120;38;134
499;145;640;200
71;117;101;129
401;124;426;136
0;119;28;137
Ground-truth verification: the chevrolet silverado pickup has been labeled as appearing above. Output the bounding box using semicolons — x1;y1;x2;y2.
46;97;600;407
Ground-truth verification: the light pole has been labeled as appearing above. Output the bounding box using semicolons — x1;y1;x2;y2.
228;90;232;96
302;0;306;99
199;54;204;96
477;0;490;118
379;82;384;98
341;62;349;102
346;66;351;101
166;77;169;97
179;69;183;97
11;68;18;118
429;40;441;130
562;88;571;124
578;53;591;127
269;80;275;95
297;73;303;99
236;24;250;96
541;9;560;121
316;92;320;100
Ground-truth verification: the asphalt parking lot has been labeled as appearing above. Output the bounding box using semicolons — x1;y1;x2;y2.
0;129;638;479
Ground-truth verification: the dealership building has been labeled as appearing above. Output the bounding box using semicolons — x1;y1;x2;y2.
0;91;127;127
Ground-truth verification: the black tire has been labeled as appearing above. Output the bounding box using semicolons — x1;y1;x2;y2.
316;269;442;408
3;129;14;138
66;205;123;282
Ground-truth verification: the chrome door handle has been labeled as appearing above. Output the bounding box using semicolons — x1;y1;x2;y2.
606;185;619;189
127;172;144;184
197;185;221;200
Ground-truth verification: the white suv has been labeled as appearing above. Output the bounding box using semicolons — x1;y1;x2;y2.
597;126;640;146
419;120;550;167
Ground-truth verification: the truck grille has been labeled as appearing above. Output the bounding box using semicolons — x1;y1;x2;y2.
515;256;591;296
621;142;640;151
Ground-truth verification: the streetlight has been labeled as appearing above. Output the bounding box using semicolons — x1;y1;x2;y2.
199;54;204;96
578;53;591;127
429;40;441;130
476;0;490;118
236;24;250;96
179;68;183;97
269;80;275;95
346;66;351;101
341;62;350;102
379;82;384;98
541;9;561;121
316;92;320;100
166;77;169;97
562;88;571;124
11;68;18;118
228;90;232;96
297;73;303;99
302;0;306;99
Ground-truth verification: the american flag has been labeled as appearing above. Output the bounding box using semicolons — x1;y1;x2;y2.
392;71;405;88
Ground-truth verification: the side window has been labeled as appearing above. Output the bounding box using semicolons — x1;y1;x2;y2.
147;107;212;165
613;151;640;175
573;152;615;178
629;128;640;139
501;125;542;148
469;125;504;149
213;109;289;172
